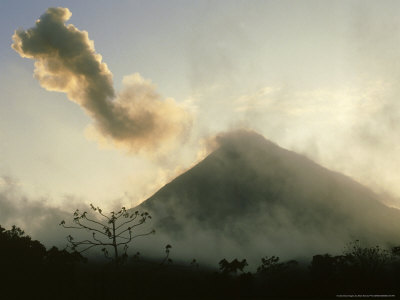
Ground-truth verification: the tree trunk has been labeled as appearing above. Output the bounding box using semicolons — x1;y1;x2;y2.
112;219;118;267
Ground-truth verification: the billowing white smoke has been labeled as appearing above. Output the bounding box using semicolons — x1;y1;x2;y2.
12;7;192;153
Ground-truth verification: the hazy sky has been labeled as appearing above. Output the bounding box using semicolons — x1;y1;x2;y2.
1;0;400;223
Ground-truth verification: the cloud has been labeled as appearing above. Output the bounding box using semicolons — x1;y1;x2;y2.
0;175;76;247
226;79;400;207
12;7;192;154
0;175;145;252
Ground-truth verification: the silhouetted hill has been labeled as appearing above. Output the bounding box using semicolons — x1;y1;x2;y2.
137;130;400;263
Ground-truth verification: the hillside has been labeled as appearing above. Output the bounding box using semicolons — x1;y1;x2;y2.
137;130;400;263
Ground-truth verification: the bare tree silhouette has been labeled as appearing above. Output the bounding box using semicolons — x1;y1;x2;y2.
60;204;154;265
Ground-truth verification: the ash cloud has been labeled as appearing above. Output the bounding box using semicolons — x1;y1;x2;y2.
12;7;192;153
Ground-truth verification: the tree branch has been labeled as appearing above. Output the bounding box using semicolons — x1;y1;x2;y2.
117;230;155;246
96;209;111;221
115;214;139;230
83;215;108;230
61;205;154;265
75;219;110;238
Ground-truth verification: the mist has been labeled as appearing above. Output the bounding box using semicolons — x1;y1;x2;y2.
180;1;400;208
4;2;400;272
0;175;159;262
0;175;76;247
135;130;400;268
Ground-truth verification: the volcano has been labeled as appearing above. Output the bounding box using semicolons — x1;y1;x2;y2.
136;130;400;264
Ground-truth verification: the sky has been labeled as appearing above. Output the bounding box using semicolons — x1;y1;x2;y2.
1;0;400;241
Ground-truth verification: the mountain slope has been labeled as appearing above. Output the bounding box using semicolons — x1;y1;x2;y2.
137;130;400;263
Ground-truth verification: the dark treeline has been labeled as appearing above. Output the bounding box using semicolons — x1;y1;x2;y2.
1;225;400;299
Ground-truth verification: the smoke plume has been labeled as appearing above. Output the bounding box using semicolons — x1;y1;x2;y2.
12;7;192;153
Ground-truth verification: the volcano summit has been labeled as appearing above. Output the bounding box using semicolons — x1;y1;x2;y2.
136;130;400;265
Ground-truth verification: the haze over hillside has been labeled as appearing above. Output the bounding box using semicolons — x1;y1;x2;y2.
135;130;400;266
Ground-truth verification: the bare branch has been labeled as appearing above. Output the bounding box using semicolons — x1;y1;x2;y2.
61;204;154;266
75;219;110;238
83;215;109;229
119;230;155;245
92;232;108;244
62;224;85;230
114;208;126;219
116;235;130;240
96;208;111;221
79;244;100;253
115;214;140;230
116;218;147;237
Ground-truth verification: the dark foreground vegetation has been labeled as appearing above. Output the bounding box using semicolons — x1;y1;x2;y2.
1;225;400;299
